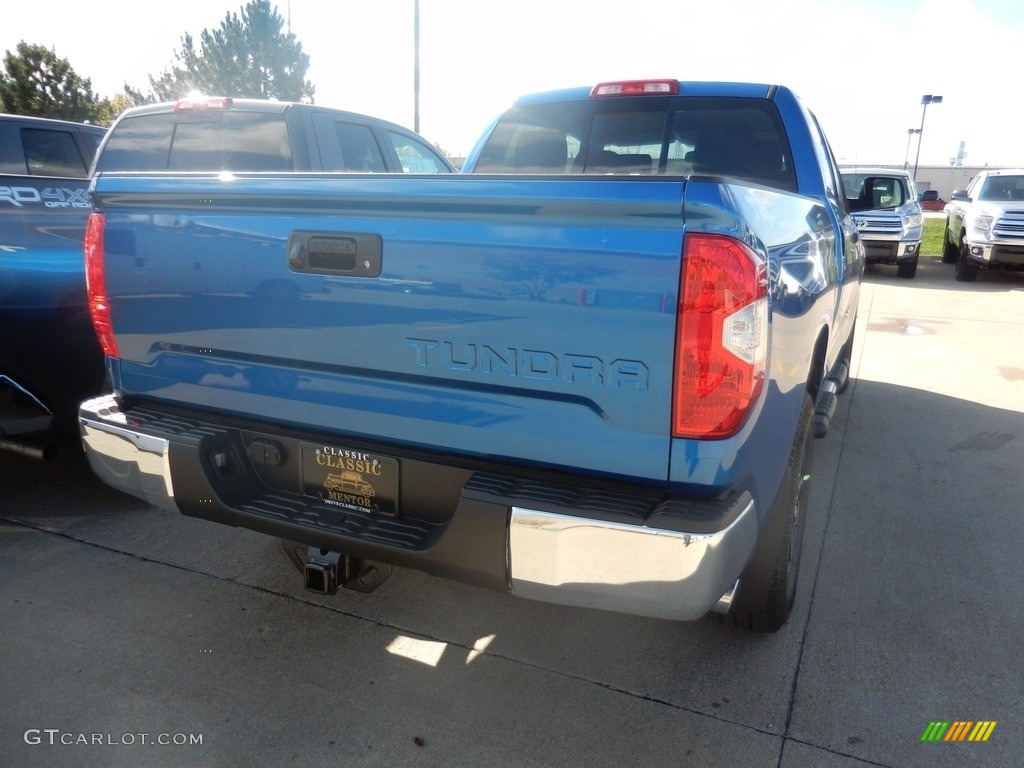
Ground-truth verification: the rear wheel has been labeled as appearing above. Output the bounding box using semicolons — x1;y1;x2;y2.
941;224;959;263
720;393;814;632
954;242;979;282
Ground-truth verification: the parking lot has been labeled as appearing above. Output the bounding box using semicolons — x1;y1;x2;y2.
1;254;1021;768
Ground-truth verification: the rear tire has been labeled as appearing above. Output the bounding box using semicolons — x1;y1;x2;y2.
720;393;814;632
941;224;959;263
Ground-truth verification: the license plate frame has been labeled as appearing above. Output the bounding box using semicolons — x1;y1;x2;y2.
301;442;399;517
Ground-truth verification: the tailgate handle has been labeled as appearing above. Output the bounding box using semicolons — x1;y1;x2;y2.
288;231;382;277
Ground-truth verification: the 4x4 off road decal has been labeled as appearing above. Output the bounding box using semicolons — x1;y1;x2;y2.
0;186;90;208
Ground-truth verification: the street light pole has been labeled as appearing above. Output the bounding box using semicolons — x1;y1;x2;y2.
904;128;920;170
912;94;942;182
413;0;420;133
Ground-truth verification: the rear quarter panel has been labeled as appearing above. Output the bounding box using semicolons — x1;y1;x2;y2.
671;179;840;515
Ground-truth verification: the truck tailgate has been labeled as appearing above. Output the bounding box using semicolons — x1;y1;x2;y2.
95;174;686;484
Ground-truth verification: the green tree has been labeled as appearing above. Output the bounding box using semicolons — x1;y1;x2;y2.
137;0;314;103
95;92;136;126
0;42;103;122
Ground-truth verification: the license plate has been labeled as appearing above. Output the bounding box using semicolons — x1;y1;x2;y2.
301;443;399;516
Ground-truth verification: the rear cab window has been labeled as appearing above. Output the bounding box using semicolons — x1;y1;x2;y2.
472;95;797;193
97;111;293;172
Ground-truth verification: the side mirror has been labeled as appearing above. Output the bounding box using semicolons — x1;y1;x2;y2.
950;189;970;202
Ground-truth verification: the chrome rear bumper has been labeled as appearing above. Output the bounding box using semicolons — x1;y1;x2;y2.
79;392;757;621
79;395;178;512
509;495;756;621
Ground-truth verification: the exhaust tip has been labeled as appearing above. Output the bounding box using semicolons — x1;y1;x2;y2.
711;579;740;615
0;438;60;462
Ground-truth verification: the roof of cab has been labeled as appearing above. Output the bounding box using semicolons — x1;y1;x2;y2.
114;98;418;135
0;112;107;135
513;81;778;107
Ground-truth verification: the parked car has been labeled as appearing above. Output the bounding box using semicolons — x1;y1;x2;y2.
942;168;1024;281
918;189;946;211
841;167;923;278
1;114;108;457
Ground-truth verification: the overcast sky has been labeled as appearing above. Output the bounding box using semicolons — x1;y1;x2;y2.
5;0;1023;166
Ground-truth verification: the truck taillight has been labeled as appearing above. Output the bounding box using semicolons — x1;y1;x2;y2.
673;234;767;439
84;212;119;358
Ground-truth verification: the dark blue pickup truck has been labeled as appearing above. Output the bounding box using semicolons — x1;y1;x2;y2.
79;81;862;631
1;114;107;457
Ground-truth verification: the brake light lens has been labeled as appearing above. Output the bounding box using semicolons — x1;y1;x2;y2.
84;212;119;358
673;234;767;438
590;80;679;97
173;96;232;112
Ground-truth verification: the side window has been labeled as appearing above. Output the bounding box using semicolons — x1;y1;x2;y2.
479;124;572;173
890;180;907;207
676;100;797;192
386;131;451;173
966;176;982;199
331;123;386;172
471;102;589;174
841;173;863;200
21;128;88;177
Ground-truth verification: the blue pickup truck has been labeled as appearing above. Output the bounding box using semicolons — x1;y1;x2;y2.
79;81;861;631
1;114;108;458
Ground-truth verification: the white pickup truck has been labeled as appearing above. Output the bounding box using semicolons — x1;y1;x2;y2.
942;168;1024;282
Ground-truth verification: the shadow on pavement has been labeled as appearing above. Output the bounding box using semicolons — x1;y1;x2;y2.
0;373;1020;768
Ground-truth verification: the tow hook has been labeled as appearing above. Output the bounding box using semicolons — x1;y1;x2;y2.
283;540;393;595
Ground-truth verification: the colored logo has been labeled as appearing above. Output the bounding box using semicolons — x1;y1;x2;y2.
921;721;997;742
324;471;376;498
